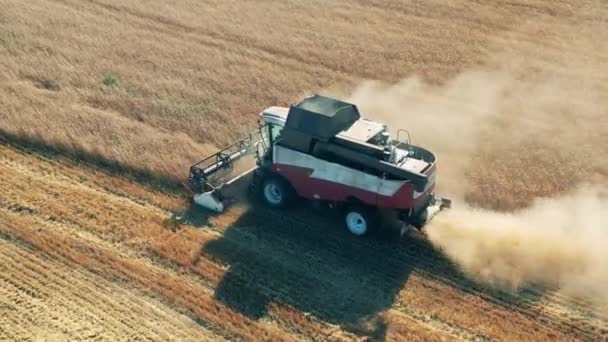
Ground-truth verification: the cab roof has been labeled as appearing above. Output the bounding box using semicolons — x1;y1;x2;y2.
285;95;361;142
261;104;385;143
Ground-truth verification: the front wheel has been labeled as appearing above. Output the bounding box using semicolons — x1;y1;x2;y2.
344;206;377;236
260;176;292;208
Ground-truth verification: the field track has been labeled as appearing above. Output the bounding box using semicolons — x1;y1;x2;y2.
0;236;223;342
0;142;606;340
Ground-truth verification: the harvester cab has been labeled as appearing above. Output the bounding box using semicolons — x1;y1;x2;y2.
187;95;451;235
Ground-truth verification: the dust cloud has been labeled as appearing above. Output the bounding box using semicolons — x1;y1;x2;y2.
347;71;607;201
347;71;510;198
343;70;608;303
426;187;608;302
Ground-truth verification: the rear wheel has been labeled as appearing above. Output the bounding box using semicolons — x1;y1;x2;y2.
344;206;377;236
260;176;292;208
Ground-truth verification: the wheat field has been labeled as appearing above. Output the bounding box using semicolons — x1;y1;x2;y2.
1;0;607;340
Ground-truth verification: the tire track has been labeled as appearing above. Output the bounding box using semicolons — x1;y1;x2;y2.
0;268;107;341
2;244;191;341
0;244;181;341
0;237;219;341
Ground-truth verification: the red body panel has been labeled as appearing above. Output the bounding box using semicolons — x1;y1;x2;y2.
271;163;434;211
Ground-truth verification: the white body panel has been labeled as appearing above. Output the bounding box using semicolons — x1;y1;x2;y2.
274;145;407;197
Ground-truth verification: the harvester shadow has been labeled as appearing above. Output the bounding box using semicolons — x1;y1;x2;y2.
174;170;428;337
203;201;549;340
203;202;415;339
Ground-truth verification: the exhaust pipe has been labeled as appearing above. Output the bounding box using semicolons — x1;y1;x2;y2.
401;196;451;238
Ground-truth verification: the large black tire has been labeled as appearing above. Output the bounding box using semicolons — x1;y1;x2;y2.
344;205;378;236
259;176;293;209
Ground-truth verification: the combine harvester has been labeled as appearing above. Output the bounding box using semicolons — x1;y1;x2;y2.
187;95;450;236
